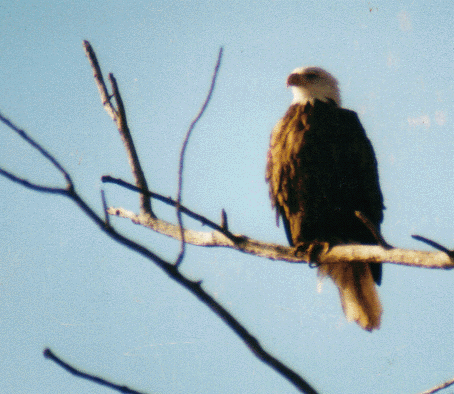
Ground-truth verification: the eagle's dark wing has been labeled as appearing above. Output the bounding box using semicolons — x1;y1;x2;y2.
266;100;384;330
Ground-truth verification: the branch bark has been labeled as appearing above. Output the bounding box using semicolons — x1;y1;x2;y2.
102;176;454;269
108;205;454;269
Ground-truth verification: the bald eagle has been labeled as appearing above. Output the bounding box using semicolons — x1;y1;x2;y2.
266;67;384;331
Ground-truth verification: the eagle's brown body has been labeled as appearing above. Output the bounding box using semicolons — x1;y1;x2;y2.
266;98;384;331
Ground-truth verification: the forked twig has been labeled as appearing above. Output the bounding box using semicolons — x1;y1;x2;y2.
83;40;154;216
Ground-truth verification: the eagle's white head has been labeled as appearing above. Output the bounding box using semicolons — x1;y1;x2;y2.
287;66;341;107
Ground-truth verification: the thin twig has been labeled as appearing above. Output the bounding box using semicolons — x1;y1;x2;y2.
355;210;392;249
412;234;453;256
44;348;147;394
1;114;318;394
175;47;223;267
0;167;68;195
83;40;154;216
108;72;154;215
101;189;110;225
221;209;228;230
0;111;73;187
416;376;454;394
82;40;117;118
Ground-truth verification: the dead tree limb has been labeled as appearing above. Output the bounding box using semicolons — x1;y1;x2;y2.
83;40;154;217
101;176;454;270
108;204;453;269
3;41;453;394
0;110;319;394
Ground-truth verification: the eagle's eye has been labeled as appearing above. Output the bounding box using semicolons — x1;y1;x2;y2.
305;73;318;81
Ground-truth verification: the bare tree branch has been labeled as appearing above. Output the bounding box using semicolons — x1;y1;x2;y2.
3;42;452;394
101;176;454;269
0;113;318;394
107;206;454;269
0;112;73;188
175;47;223;266
102;175;241;242
44;348;148;394
83;40;154;216
417;376;454;394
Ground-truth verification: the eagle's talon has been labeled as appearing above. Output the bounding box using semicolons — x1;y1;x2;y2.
293;241;330;264
308;261;319;269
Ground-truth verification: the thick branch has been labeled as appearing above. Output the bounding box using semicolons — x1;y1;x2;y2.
109;206;454;269
83;40;154;216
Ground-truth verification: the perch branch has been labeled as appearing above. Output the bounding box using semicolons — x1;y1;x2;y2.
83;40;154;216
102;176;454;269
0;113;318;394
108;206;454;269
44;348;147;394
175;47;223;266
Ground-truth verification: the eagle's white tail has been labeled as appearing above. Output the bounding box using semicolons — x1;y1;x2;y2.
318;262;382;331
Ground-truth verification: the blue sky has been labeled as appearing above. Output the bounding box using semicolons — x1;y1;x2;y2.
1;1;453;393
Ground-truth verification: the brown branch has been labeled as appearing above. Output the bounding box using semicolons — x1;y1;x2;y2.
44;348;147;394
175;47;223;266
83;40;154;217
1;114;318;394
417;376;454;394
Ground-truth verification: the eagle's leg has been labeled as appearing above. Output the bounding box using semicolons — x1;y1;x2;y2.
292;240;330;266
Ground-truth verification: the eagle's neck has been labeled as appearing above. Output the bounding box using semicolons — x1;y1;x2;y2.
290;87;341;107
293;98;339;110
